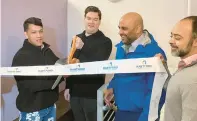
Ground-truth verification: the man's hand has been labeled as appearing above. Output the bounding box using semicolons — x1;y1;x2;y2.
74;58;80;63
63;75;70;78
64;89;70;102
75;36;84;49
155;53;165;63
70;58;80;64
104;88;114;107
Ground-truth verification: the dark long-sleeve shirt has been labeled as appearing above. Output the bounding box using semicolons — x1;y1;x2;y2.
12;40;62;112
66;30;112;98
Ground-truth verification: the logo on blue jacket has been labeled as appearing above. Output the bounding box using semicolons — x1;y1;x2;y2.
70;64;85;72
136;60;152;69
103;62;118;70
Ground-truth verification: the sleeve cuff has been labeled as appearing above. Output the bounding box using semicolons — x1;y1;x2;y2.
73;49;81;58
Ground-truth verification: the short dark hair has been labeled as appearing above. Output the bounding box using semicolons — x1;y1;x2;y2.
84;6;102;20
23;17;43;32
182;16;197;39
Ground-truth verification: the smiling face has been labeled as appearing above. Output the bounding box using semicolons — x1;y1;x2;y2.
118;12;143;45
169;19;197;59
84;12;101;34
24;24;44;46
118;18;138;45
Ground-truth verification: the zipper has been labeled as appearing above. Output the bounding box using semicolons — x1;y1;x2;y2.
42;47;49;64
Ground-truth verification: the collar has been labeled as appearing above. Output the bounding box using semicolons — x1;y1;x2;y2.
122;30;151;52
82;30;104;38
182;54;197;66
41;44;44;50
23;39;49;51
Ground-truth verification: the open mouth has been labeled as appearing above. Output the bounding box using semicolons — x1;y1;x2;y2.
170;45;178;49
88;26;94;29
171;46;178;49
36;39;42;43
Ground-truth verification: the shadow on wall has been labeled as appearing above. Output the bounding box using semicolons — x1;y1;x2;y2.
1;36;23;67
67;1;84;55
41;26;66;91
57;0;68;58
1;77;19;121
1;36;23;121
44;26;64;58
1;77;16;107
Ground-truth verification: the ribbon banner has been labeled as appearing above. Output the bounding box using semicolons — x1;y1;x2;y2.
0;57;169;121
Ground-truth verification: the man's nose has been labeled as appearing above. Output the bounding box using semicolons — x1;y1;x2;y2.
169;38;174;44
119;29;123;35
36;32;41;37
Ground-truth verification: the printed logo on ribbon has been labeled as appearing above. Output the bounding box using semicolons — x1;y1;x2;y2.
103;62;118;70
38;66;54;73
136;60;152;69
7;67;21;73
70;64;85;72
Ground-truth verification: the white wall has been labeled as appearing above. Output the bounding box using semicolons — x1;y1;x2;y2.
1;0;67;120
189;0;197;15
67;0;189;75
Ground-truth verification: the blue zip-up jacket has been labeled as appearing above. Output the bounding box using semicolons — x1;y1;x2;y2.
108;32;167;121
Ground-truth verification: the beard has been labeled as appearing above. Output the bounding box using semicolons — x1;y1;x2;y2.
171;39;193;57
121;34;137;45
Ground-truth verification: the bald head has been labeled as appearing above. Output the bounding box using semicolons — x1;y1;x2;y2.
118;12;144;45
120;12;143;30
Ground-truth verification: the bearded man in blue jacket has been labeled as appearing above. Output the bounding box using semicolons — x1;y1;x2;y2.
104;12;167;121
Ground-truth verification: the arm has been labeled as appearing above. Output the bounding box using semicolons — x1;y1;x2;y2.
138;72;155;121
105;74;117;106
107;74;117;89
73;38;112;62
180;84;197;121
12;53;57;92
65;37;112;88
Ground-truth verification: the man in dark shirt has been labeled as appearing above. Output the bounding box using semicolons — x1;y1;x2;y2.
65;6;112;121
12;17;63;121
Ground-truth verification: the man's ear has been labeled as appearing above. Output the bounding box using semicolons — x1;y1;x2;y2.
136;25;142;34
193;38;197;47
24;32;28;39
